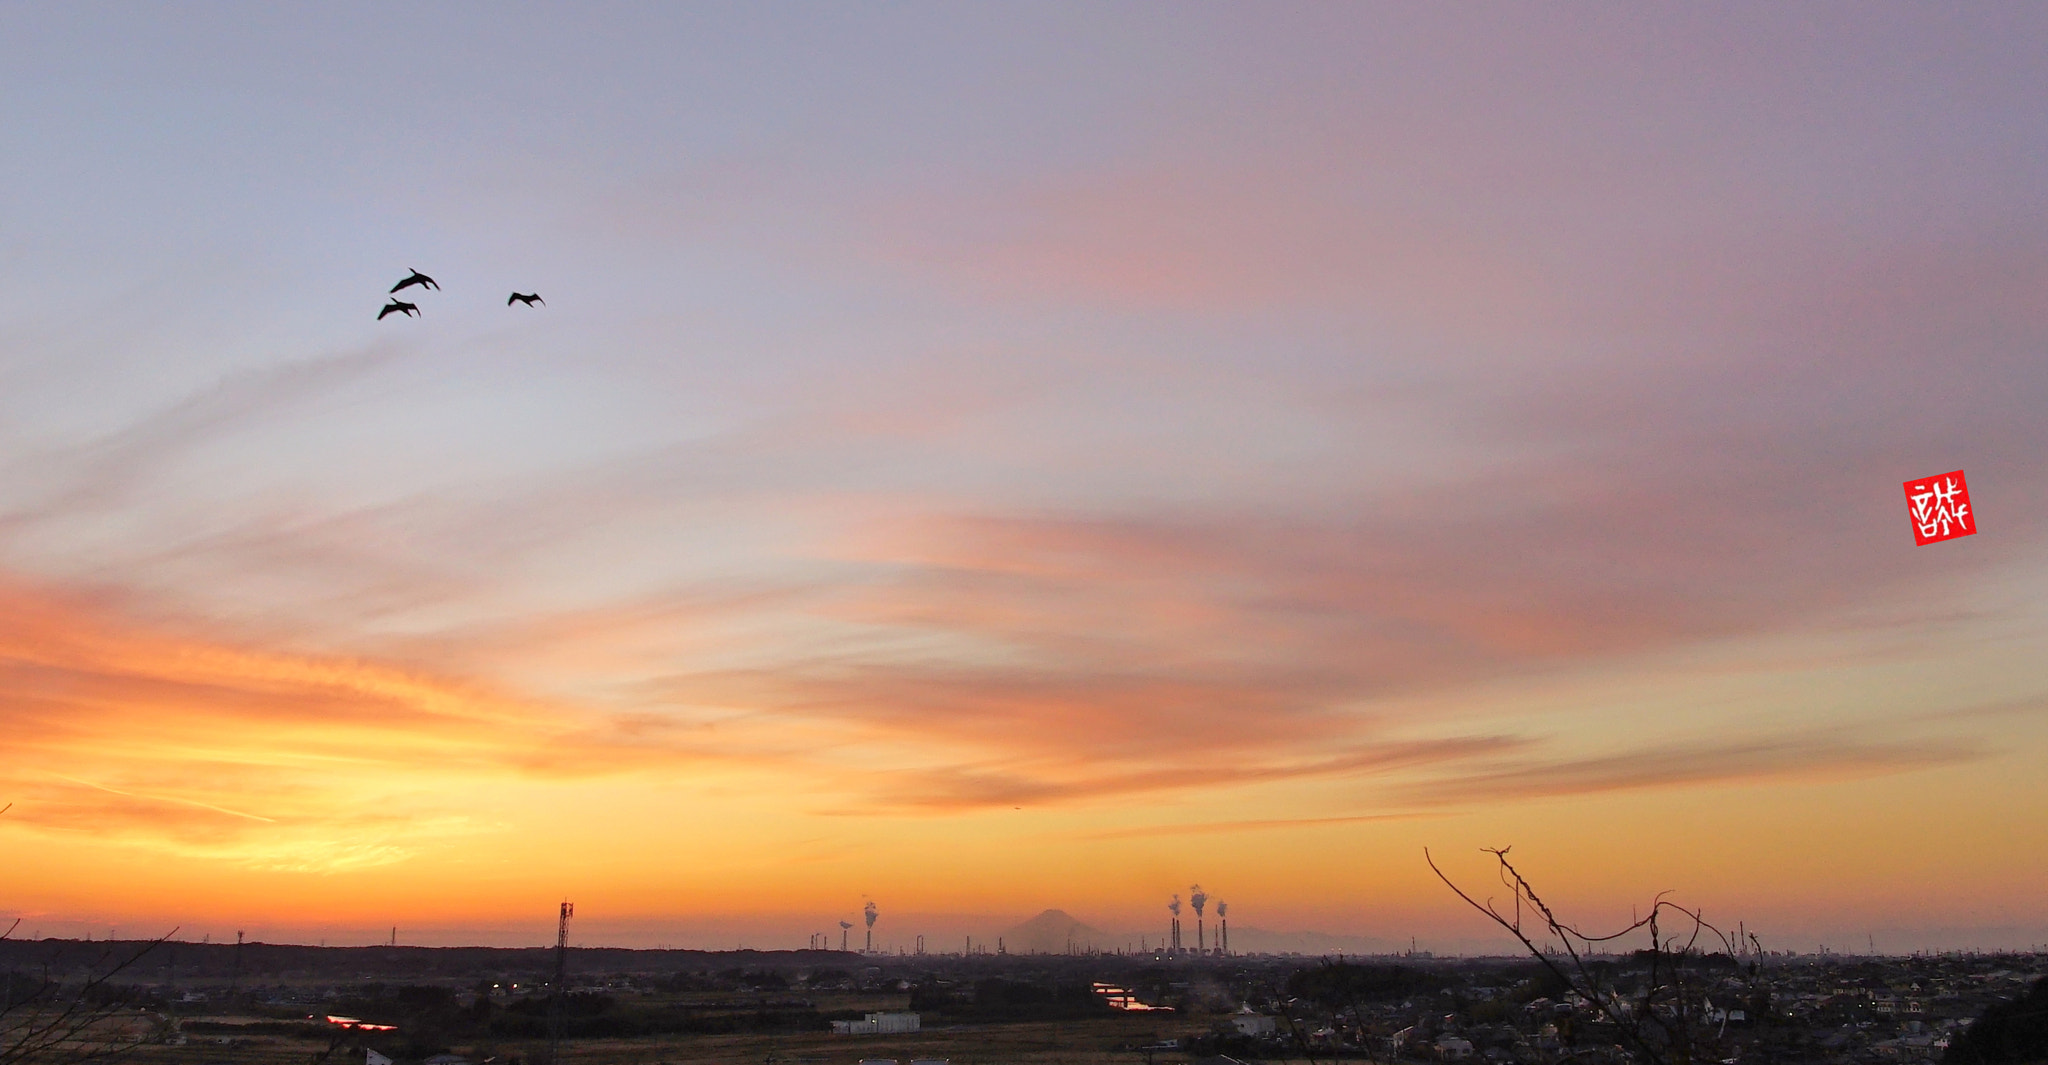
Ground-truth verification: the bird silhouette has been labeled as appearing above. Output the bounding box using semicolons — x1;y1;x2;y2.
377;300;420;320
507;292;544;307
390;269;439;294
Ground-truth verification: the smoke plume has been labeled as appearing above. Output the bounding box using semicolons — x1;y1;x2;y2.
1168;893;1181;916
1215;901;1227;918
864;900;878;928
1190;885;1207;916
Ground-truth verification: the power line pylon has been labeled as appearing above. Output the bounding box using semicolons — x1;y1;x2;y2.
547;901;573;1065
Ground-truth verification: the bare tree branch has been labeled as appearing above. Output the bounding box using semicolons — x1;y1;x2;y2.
3;806;178;1065
1428;846;1754;1065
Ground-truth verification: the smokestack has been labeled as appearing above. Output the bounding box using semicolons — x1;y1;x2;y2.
1168;894;1182;952
1191;885;1207;953
839;920;852;952
863;900;877;953
1216;901;1228;956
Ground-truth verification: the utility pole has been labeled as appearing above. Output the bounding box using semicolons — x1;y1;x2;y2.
548;902;573;1065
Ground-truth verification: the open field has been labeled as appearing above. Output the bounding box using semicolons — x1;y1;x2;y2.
119;1015;1245;1065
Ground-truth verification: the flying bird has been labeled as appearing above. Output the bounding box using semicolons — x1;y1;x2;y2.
507;292;544;306
390;269;439;294
377;300;419;320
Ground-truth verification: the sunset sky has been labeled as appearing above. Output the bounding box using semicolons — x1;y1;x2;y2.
3;5;2046;955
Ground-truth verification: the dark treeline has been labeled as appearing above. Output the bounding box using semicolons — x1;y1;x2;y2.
0;939;859;982
1285;961;1449;1007
908;977;1113;1022
1946;976;2048;1065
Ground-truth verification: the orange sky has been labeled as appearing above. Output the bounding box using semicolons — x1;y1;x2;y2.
4;560;2044;953
3;6;2047;954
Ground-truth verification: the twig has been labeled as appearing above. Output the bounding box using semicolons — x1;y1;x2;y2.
1428;847;1748;1065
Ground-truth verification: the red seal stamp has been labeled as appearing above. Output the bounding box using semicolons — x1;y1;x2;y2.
1903;470;1976;545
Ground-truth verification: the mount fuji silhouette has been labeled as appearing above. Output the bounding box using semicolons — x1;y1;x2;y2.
1001;909;1108;954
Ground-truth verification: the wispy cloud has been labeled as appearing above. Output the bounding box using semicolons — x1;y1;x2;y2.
1390;732;1983;807
1073;811;1452;841
0;343;404;525
852;736;1526;814
0;577;732;865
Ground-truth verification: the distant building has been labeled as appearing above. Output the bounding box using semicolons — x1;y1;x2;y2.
1435;1036;1475;1061
832;1011;921;1035
1231;1013;1278;1037
1704;999;1748;1026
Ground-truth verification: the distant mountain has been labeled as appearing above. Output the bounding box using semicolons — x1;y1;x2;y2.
1001;909;1110;954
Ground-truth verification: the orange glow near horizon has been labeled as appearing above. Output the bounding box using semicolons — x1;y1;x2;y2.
4;566;2045;954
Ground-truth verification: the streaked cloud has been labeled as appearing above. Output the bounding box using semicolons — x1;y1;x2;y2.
854;737;1527;814
1074;812;1451;842
1390;733;1984;807
0;577;732;867
0;343;404;526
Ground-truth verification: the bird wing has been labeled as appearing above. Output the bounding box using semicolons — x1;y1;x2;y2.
508;294;518;305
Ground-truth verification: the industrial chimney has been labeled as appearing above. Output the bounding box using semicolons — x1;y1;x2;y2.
1216;901;1229;956
863;900;878;953
1190;885;1208;954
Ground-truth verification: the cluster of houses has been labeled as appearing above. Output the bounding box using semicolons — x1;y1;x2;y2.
1218;953;2044;1064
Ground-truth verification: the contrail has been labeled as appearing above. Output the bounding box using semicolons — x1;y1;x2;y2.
51;773;277;823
